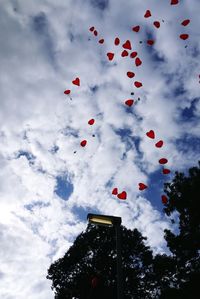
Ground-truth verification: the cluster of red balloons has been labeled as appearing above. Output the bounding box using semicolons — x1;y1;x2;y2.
63;0;193;207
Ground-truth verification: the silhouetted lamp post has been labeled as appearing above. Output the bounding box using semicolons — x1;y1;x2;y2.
87;213;123;299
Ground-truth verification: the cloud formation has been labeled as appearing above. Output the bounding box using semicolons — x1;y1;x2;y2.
0;0;200;298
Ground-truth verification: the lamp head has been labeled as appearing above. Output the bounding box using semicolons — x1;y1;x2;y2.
87;213;121;227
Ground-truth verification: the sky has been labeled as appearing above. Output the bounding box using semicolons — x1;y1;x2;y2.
0;0;200;298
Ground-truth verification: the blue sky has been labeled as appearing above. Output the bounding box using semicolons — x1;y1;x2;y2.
55;176;73;199
0;0;200;298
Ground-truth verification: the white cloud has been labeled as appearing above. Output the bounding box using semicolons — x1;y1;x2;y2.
0;0;200;297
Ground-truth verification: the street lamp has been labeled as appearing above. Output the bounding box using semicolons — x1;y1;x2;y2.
87;213;123;299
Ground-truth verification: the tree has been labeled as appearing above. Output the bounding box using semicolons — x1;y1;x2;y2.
47;224;156;299
47;163;200;298
160;162;200;297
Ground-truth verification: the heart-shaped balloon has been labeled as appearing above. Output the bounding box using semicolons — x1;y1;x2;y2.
132;25;140;32
112;188;118;195
180;34;189;40
155;140;163;148
99;39;104;44
138;183;148;190
89;26;94;32
130;51;137;58
114;37;120;45
181;19;190;26
134;81;143;88
80;140;87;147
64;89;71;95
107;52;114;61
72;77;80;86
144;10;151;18
121;50;129;57
161;195;168;204
159;158;168;164
125;99;134;107
146;130;155;139
117;191;127;200
171;0;179;5
153;21;160;28
162;168;171;174
122;40;132;50
135;57;142;67
127;71;135;78
88;119;95;125
147;39;154;45
93;30;98;36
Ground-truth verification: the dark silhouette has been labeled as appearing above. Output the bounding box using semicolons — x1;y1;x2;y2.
160;162;200;298
47;162;200;298
47;225;156;298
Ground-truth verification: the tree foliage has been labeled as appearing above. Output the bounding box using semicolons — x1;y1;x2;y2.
161;162;200;297
47;225;157;298
47;162;200;298
164;162;200;258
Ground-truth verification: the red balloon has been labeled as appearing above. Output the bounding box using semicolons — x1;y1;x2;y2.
127;71;135;78
88;119;95;125
153;21;160;28
64;89;71;95
159;158;168;164
163;168;171;174
89;26;95;32
161;195;168;204
122;40;132;50
132;25;140;32
180;34;189;40
138;183;148;190
144;10;151;18
155;140;164;148
146;130;155;139
135;57;142;67
91;277;99;288
171;0;179;5
181;19;190;26
80;140;87;147
112;188;118;195
117;191;127;200
125;99;134;107
134;81;143;88
72;77;80;86
130;51;137;58
121;50;129;57
147;39;154;46
107;52;114;61
114;37;120;45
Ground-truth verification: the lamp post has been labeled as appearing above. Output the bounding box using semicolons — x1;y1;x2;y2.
87;213;123;299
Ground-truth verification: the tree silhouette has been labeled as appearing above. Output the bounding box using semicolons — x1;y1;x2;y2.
47;224;157;298
47;163;200;298
160;162;200;298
